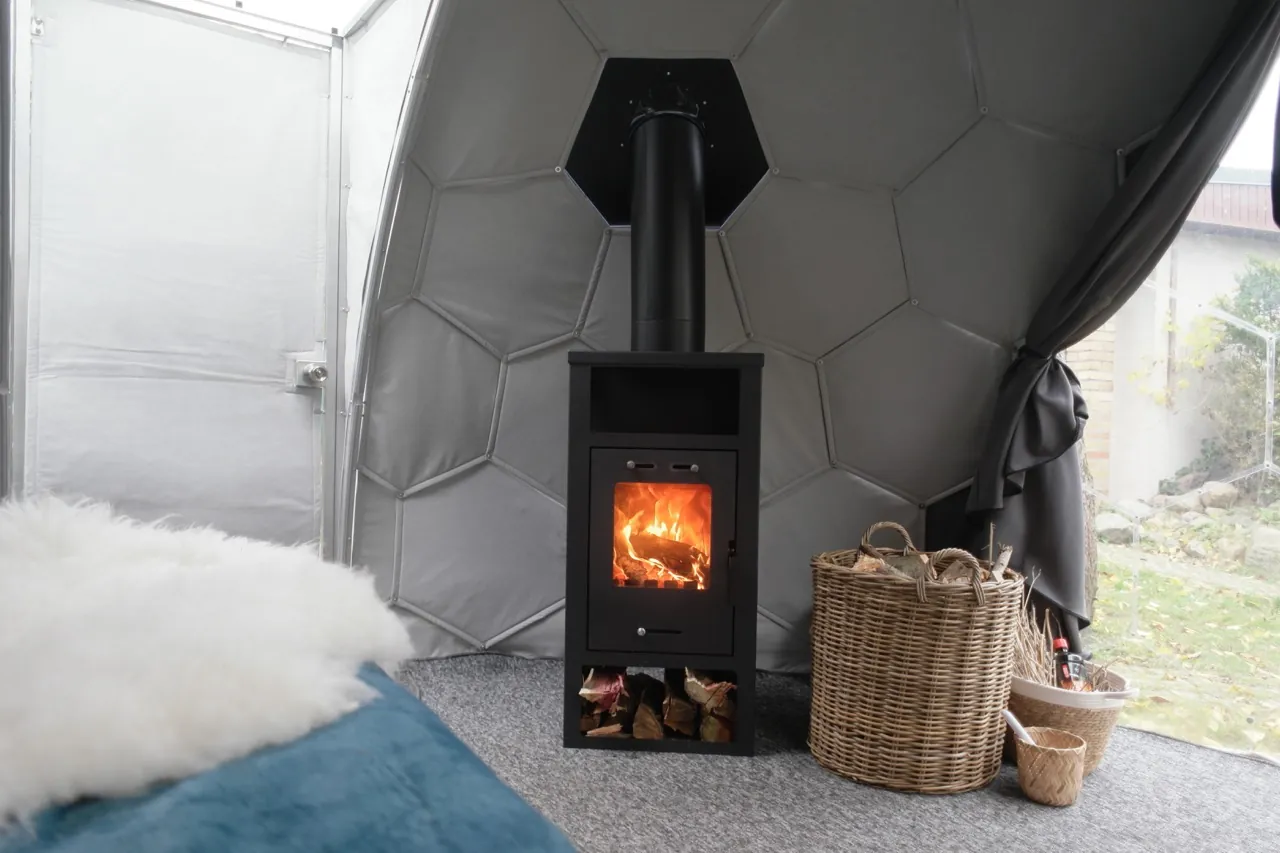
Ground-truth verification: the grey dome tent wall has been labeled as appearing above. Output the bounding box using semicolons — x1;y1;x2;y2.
347;0;1239;668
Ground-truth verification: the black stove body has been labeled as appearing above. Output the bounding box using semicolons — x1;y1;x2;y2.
562;60;764;755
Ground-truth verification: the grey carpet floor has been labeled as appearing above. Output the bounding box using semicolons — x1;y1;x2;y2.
396;655;1280;853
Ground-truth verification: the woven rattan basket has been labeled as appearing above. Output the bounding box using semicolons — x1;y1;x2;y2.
809;521;1024;794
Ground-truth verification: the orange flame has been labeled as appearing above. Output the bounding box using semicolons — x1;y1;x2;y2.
613;482;711;590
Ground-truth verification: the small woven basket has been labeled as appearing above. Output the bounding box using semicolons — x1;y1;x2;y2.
1016;726;1086;807
809;522;1024;794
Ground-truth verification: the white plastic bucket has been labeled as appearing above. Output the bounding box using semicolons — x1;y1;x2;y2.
1010;669;1137;711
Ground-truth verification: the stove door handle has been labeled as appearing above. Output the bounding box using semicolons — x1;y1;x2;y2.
724;539;736;598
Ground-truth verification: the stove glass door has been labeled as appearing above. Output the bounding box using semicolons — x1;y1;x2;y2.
588;448;736;655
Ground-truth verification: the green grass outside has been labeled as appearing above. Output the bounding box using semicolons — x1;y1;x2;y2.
1090;560;1280;758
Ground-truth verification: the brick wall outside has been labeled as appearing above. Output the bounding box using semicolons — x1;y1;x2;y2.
1063;321;1116;496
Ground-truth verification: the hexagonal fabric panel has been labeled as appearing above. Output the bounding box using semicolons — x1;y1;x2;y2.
410;0;598;183
361;302;500;490
494;339;589;501
759;468;920;627
968;0;1235;149
825;305;1008;500
736;0;977;188
756;615;810;674
897;119;1114;347
581;232;745;352
347;0;1243;671
728;177;907;357
398;463;567;646
377;163;433;309
564;0;773;57
398;616;483;660
419;174;605;355
490;609;565;658
350;474;398;601
736;342;829;498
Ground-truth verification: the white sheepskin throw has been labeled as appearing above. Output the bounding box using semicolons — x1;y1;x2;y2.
0;497;413;823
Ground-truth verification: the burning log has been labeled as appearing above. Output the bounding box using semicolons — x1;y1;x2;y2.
630;531;706;581
631;674;665;740
662;669;697;736
615;554;653;584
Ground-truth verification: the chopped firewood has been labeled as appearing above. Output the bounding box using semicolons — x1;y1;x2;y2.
579;697;602;734
699;712;733;743
683;669;719;705
935;551;993;583
684;669;736;714
630;531;706;580
579;667;626;711
991;544;1013;579
662;669;697;736
585;723;624;737
883;552;933;582
852;554;885;573
599;674;643;732
633;705;663;739
708;689;735;719
632;676;665;740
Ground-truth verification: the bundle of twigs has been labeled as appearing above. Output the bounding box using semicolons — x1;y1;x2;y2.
1012;577;1115;692
1013;588;1057;686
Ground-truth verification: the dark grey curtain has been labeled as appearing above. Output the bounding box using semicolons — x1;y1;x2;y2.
966;0;1280;628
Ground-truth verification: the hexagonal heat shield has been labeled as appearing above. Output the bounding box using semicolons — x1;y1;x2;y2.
566;58;768;226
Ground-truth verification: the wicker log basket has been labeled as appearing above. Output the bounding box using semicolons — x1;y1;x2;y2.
809;522;1024;794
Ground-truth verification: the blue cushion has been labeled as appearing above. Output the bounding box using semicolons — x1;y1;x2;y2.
2;665;575;853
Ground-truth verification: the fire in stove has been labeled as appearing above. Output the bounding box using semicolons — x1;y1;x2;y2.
612;482;711;589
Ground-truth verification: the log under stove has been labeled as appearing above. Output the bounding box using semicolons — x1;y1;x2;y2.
563;67;763;756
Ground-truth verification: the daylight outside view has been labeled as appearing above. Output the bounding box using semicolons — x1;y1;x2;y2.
1068;62;1280;761
120;0;1280;764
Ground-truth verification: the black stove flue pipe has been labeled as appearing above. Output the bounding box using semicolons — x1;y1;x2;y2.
629;111;706;353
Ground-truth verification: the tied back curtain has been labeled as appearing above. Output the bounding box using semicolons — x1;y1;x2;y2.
968;0;1280;627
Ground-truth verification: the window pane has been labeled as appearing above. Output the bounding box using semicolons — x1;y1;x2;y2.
1067;61;1280;760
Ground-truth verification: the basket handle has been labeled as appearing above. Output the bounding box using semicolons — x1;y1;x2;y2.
859;521;917;558
930;548;987;606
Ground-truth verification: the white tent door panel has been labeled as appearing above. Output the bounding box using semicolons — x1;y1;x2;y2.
344;0;433;392
25;0;331;544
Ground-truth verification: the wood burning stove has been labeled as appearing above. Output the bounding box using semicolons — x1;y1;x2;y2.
563;352;761;753
563;61;764;755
